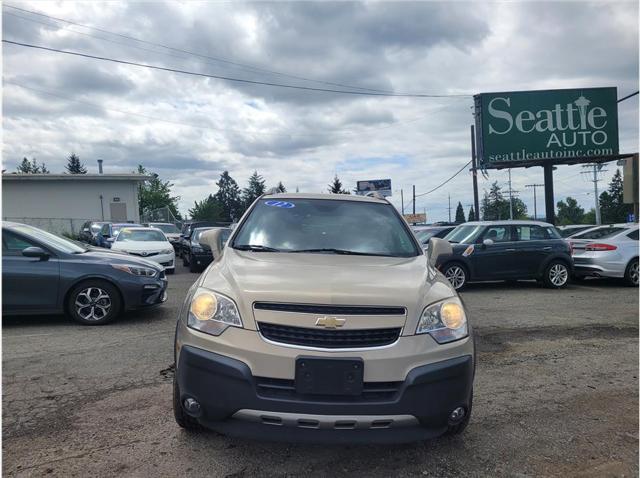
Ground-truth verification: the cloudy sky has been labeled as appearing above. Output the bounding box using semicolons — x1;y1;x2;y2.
3;0;638;221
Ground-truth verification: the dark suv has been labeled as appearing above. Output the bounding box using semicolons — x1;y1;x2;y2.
182;227;231;272
437;221;573;290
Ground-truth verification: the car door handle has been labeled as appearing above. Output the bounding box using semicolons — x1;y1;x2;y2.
506;248;516;252
543;246;552;250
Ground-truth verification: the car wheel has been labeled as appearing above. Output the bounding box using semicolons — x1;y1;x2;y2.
543;261;569;289
173;375;202;431
445;390;472;436
624;258;639;287
189;260;199;273
67;280;121;325
443;263;467;290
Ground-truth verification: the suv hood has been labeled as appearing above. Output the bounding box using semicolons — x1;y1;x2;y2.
199;248;456;335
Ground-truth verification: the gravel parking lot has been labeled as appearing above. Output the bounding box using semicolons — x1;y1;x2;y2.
3;265;638;477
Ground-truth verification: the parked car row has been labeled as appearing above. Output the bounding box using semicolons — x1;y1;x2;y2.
420;220;639;290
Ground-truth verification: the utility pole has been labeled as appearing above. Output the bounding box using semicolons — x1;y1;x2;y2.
505;169;519;220
581;163;607;225
400;189;404;215
447;194;452;222
525;183;544;220
470;125;480;220
412;185;416;215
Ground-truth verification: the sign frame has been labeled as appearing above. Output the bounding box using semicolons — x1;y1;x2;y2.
356;179;392;197
474;87;620;170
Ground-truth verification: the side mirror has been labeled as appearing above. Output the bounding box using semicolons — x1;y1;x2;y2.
428;237;453;268
200;229;224;260
22;246;49;260
483;238;494;246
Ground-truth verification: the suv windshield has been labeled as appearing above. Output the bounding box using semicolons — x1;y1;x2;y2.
233;198;419;257
116;229;167;242
152;224;180;234
445;225;484;244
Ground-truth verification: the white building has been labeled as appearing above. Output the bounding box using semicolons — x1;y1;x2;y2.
2;173;150;235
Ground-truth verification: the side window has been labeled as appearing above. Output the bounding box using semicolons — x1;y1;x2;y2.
483;226;511;242
3;231;38;256
514;225;552;241
627;229;639;240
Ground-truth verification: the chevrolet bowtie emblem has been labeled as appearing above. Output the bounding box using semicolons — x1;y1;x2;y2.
315;316;346;329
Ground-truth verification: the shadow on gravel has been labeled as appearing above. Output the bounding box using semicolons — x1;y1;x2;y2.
460;278;631;293
2;306;165;330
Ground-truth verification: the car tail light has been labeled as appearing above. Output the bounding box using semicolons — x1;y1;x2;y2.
585;243;617;251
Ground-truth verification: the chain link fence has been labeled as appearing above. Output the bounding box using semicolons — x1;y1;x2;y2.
140;206;182;228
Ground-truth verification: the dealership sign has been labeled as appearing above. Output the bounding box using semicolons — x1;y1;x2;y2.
474;87;619;169
356;179;392;197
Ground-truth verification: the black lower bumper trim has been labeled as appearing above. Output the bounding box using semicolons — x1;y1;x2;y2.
177;345;474;443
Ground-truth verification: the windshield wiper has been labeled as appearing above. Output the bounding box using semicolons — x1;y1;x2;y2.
288;248;395;257
234;244;282;252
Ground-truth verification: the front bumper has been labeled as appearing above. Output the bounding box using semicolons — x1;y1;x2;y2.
176;345;474;443
191;251;213;268
122;272;168;310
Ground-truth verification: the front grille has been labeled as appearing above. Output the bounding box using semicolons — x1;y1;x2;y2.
129;251;159;257
254;302;405;316
258;322;401;349
255;376;402;402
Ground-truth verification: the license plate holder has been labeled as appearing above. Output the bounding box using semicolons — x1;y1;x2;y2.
295;357;364;396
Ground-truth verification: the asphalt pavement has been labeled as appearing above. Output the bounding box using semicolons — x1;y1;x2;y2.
3;265;638;477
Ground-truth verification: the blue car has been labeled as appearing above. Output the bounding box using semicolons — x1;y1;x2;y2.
2;222;168;325
96;222;142;248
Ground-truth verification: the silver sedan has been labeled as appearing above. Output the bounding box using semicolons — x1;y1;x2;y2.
570;224;639;286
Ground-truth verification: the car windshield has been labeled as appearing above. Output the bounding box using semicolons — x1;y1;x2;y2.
233;198;419;257
152;224;180;234
90;223;104;233
445;225;484;244
559;226;591;238
573;226;628;240
112;224;140;235
12;224;87;254
416;229;440;243
116;229;167;242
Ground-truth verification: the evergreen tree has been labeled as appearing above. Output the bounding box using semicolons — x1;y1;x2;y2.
328;174;350;194
468;206;475;221
584;208;596;224
136;165;181;219
455;202;466;223
214;171;243;222
65;153;87;174
556;196;585;225
276;181;286;193
481;182;527;220
242;171;266;210
599;169;632;223
189;194;223;221
16;157;49;173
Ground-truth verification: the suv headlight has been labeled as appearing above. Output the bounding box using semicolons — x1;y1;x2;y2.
111;264;158;277
187;288;242;336
416;297;468;344
191;242;204;253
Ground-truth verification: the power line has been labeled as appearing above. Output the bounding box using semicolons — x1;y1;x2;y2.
618;91;639;103
525;183;544;220
4;80;456;138
3;39;473;99
2;6;389;94
3;4;471;97
414;160;472;198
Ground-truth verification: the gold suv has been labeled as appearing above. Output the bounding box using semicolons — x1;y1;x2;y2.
173;193;475;443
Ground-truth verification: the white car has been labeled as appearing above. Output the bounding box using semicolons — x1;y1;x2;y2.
110;227;176;274
147;222;181;249
570;224;639;285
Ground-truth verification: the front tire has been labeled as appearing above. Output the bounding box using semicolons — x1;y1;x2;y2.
443;263;468;290
67;280;121;325
543;261;569;289
624;258;639;287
